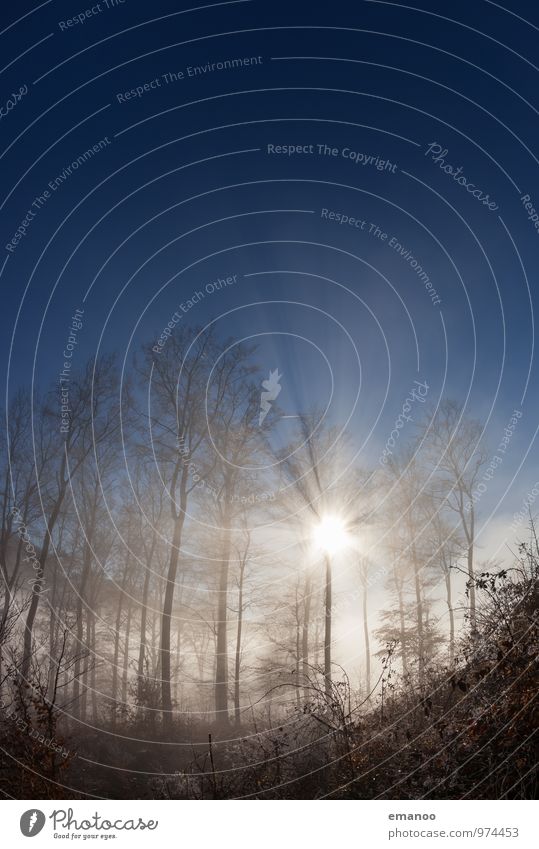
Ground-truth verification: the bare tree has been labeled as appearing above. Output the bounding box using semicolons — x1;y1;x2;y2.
205;348;262;724
382;452;430;686
422;400;487;632
277;414;366;698
426;512;465;665
141;329;217;728
232;527;251;725
0;390;37;665
131;463;167;708
21;356;118;680
359;556;371;697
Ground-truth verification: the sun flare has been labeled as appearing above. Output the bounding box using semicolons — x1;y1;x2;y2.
312;515;350;555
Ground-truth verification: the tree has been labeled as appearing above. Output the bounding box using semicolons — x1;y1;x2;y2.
426;512;464;665
422;400;487;632
142;328;217;728
71;443;117;721
232;527;251;725
277;414;364;698
381;450;429;686
21;355;118;680
204;345;262;723
131;463;167;709
359;556;371;697
0;390;37;664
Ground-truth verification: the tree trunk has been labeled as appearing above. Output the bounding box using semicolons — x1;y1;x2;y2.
445;569;455;665
324;554;332;697
361;563;371;698
73;537;92;719
21;488;66;680
215;518;231;724
161;499;186;730
295;611;301;708
0;498;30;647
233;559;245;725
301;573;312;703
90;614;98;722
467;505;476;632
173;624;181;708
47;553;59;702
396;572;409;676
410;541;424;686
111;566;129;730
137;544;153;704
314;614;321;668
80;613;92;722
122;597;132;706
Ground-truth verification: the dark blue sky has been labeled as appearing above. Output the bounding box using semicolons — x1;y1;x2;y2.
1;0;539;538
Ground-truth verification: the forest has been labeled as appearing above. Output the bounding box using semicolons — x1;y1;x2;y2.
0;326;537;799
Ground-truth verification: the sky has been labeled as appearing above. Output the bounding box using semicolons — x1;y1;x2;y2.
2;0;539;618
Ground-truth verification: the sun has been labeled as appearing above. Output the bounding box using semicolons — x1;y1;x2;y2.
312;515;350;555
